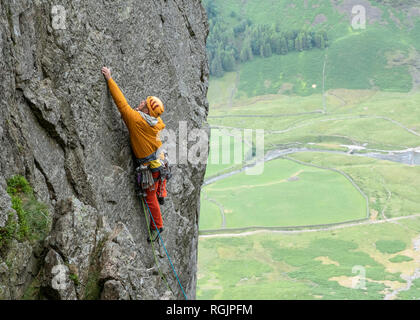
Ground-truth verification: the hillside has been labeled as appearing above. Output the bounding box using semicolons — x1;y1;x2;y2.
204;0;420;97
198;0;420;300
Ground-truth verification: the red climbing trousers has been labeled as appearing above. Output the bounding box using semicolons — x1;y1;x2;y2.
144;171;167;230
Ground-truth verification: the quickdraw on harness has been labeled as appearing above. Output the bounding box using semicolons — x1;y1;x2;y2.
137;164;155;192
135;150;172;198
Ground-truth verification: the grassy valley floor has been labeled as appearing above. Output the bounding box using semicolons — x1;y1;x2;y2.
198;0;420;300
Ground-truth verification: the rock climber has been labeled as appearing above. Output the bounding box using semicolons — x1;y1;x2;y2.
101;66;169;242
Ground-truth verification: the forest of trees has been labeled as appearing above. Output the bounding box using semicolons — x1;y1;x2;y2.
204;1;329;77
373;0;420;7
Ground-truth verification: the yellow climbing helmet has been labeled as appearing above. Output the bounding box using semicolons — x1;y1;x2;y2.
146;96;164;118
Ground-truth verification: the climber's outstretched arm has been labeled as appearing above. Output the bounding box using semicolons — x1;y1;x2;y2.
102;67;136;122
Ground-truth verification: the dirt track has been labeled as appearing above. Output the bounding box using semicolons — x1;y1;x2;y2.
199;213;420;239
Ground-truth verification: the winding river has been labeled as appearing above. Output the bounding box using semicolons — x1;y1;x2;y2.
204;146;420;186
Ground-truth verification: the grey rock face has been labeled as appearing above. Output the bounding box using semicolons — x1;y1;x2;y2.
0;0;209;300
0;238;38;300
0;186;12;228
101;280;129;300
40;197;176;300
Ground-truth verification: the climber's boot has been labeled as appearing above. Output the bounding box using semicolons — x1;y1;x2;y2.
147;227;164;243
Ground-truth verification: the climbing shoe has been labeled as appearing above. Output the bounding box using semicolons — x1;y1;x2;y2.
158;197;165;205
147;227;164;243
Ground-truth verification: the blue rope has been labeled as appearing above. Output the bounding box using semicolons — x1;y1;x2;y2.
143;199;188;300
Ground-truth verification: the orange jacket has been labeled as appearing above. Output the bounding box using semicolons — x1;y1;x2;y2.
107;78;165;159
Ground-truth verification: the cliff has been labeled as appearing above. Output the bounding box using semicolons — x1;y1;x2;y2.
0;0;209;300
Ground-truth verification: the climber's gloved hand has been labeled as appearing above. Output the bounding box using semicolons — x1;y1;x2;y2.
101;66;111;81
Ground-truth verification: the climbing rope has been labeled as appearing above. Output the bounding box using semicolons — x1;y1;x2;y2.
140;199;175;296
141;197;188;300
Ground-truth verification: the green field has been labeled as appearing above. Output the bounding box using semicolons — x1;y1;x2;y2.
201;157;368;230
200;150;420;231
289;152;420;219
199;90;420;299
198;0;420;300
199;191;223;230
198;217;420;299
209;90;420;152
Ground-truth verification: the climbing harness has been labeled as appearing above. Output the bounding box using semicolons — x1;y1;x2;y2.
136;151;158;166
140;197;188;300
135;150;172;198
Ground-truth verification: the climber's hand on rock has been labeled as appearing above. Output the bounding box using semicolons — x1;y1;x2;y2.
102;67;111;80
